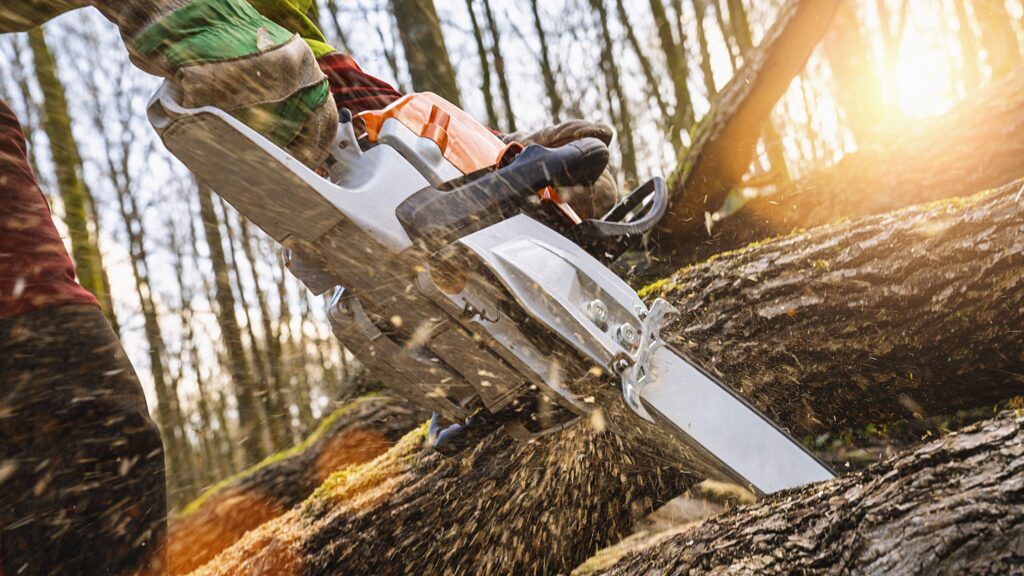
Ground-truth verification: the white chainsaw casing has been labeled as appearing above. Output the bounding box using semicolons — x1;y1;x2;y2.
148;82;836;494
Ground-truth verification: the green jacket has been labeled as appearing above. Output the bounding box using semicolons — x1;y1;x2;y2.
0;0;334;57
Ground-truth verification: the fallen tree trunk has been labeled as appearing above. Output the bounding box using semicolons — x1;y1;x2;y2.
583;409;1024;575
703;71;1024;258
167;395;425;575
185;182;1024;575
654;0;840;257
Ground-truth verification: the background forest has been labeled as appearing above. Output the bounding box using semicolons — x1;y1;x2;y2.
2;0;1022;512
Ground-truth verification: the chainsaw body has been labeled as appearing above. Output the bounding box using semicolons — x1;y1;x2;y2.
149;85;834;494
150;87;667;440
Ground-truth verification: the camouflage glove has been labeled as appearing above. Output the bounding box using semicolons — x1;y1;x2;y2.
92;0;338;168
504;120;620;219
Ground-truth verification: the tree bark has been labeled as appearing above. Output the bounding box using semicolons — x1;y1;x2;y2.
710;71;1024;256
389;0;462;105
183;179;1024;576
583;410;1024;575
653;0;841;258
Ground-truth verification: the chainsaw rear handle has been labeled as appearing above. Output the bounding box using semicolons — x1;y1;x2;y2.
397;137;610;246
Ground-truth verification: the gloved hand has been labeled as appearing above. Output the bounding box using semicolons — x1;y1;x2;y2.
94;0;339;168
504;120;621;219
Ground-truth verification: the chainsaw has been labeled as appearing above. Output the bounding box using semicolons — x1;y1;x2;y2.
148;85;834;495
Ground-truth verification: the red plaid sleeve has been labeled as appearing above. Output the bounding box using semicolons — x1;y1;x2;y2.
318;53;403;115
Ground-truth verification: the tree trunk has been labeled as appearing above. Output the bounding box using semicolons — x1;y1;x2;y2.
972;0;1021;80
648;0;694;141
692;0;718;97
389;0;462;105
181;179;1024;576
711;0;740;72
465;0;500;129
27;27;111;322
726;0;790;184
616;0;674;137
584;411;1024;575
169;215;220;489
954;0;982;93
823;0;885;142
187;201;236;480
481;0;516;132
198;183;264;467
276;268;316;437
111;155;192;505
221;204;284;453
591;0;640;184
321;0;352;53
710;71;1024;255
529;0;564;123
240;219;292;447
653;0;841;258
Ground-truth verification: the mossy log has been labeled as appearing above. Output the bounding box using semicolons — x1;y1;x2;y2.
167;395;425;575
184;182;1024;575
702;71;1024;259
582;410;1024;575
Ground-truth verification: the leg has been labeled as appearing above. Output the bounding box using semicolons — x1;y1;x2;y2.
0;307;168;575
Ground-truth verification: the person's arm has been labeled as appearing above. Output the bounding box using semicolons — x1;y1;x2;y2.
4;0;402;165
240;1;404;113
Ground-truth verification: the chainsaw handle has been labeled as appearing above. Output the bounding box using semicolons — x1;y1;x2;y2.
567;177;669;260
397;137;610;245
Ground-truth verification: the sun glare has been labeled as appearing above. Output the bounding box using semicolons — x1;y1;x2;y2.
893;21;959;117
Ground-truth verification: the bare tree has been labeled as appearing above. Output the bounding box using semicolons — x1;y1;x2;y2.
390;0;462;104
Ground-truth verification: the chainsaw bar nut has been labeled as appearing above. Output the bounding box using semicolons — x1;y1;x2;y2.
584;299;610;327
616;324;639;349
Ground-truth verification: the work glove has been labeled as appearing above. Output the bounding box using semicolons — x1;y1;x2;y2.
90;0;339;168
504;120;621;220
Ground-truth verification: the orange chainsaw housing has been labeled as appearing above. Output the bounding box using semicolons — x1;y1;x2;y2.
358;93;581;224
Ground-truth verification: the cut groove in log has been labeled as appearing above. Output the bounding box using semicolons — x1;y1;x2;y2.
583;410;1024;575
